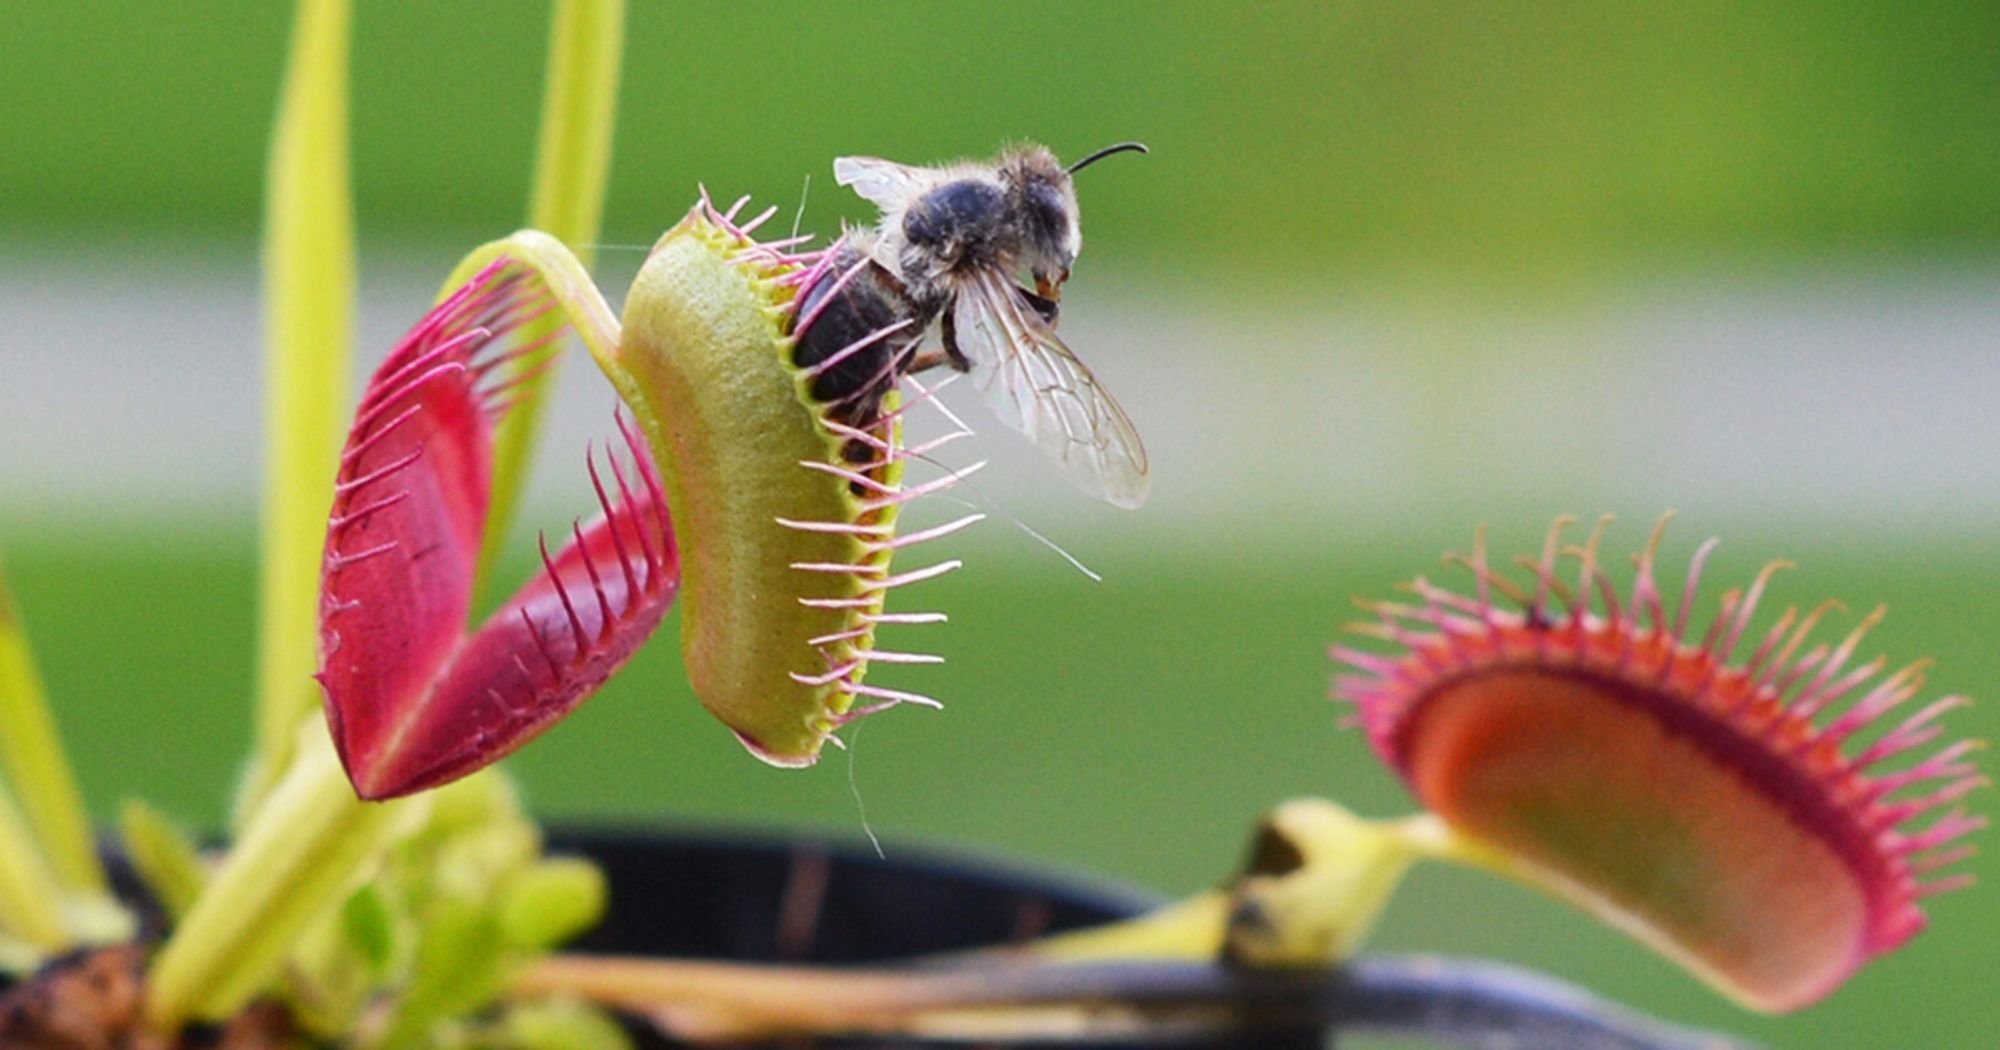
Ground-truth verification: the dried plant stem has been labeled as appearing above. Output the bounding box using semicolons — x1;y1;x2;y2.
515;952;1757;1049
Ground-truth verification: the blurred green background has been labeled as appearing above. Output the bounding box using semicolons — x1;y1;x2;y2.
2;3;1996;1048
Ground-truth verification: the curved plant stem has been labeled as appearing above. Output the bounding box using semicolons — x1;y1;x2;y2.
514;952;1758;1049
476;0;627;596
1023;889;1230;961
244;0;354;817
526;0;625;263
1027;803;1441;969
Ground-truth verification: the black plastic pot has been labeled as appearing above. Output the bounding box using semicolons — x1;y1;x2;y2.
556;826;1325;1049
3;829;1748;1049
554;829;1757;1050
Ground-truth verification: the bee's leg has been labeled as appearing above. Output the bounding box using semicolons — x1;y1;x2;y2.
905;349;955;373
934;308;972;372
1021;287;1061;326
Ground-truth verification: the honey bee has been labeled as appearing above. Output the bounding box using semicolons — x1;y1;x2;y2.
789;142;1150;509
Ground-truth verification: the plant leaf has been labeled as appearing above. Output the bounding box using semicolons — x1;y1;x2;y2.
242;0;356;822
0;775;68;950
0;554;105;893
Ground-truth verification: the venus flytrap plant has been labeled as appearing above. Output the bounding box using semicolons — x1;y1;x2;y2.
611;200;971;764
0;0;1982;1045
0;782;68;961
1329;515;1984;1010
0;572;73;957
243;0;355;816
0;557;106;897
116;799;207;925
147;723;430;1030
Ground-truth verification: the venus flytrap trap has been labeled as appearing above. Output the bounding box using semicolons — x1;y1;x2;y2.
1018;517;1984;1015
318;237;674;799
612;199;973;763
1330;515;1984;1010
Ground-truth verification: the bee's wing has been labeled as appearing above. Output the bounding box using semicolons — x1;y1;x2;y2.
833;156;930;211
951;268;1150;509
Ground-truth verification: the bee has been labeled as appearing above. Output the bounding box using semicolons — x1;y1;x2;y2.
788;142;1151;508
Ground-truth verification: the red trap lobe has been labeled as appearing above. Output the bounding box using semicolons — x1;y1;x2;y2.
318;259;678;800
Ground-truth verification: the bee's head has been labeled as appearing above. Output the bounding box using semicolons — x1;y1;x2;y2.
1003;142;1146;301
998;145;1082;298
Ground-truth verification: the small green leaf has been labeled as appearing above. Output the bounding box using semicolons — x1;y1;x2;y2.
490;997;633;1050
498;856;606;951
341;881;402;975
117;799;207;923
371;894;507;1049
283;876;412;1039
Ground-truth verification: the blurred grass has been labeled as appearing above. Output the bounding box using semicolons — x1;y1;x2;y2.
4;3;2000;288
0;516;1991;1048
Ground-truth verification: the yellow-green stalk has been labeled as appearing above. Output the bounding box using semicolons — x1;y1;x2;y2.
244;0;354;815
476;0;627;594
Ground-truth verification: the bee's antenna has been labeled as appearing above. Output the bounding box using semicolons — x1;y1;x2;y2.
1066;141;1149;174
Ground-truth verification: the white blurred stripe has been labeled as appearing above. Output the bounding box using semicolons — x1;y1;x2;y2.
4;248;1999;537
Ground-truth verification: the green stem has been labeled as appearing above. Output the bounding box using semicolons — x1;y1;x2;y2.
243;0;355;819
1030;801;1432;969
474;0;627;596
0;555;105;892
1394;810;1544;883
147;719;425;1029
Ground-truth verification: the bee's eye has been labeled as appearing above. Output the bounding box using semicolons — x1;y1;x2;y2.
1024;183;1070;244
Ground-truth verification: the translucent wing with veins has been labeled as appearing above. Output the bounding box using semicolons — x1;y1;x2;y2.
832;155;933;211
952;267;1150;508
